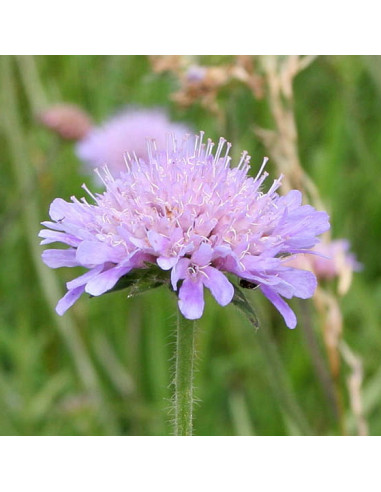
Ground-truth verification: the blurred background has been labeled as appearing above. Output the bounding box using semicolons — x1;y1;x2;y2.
0;55;380;436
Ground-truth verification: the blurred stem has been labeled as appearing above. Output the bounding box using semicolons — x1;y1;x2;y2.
258;55;326;212
313;288;346;434
340;341;368;436
173;312;197;436
298;300;341;425
0;56;117;434
229;391;255;436
233;286;313;435
16;55;48;114
256;323;314;436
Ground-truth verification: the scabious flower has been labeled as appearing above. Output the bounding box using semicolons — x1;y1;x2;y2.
40;133;330;328
76;108;190;177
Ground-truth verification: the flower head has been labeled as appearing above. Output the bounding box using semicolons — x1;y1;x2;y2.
40;133;330;328
76;108;190;177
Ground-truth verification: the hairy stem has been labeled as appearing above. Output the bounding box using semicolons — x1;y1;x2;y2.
174;312;197;436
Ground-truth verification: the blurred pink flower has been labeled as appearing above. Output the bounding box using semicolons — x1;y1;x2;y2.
76;108;191;176
38;104;92;140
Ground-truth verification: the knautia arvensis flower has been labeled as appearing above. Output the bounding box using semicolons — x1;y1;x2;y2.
40;133;330;328
76;108;191;177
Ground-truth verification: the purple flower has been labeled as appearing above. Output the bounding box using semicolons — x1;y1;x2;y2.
40;133;330;328
76;108;191;177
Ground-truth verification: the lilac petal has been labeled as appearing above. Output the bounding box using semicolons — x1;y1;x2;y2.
179;242;194;257
191;242;213;266
178;278;205;320
84;265;132;296
157;256;179;270
203;267;234;307
277;268;317;299
262;276;295;299
49;198;71;222
303;210;330;235
242;255;281;272
41;220;66;232
66;265;104;290
171;258;190;290
256;268;317;300
280;189;302;209
76;240;124;267
116;225;134;247
260;285;297;329
56;286;85;315
122;250;156;269
281;211;330;249
129;236;147;249
39;229;81;247
238;270;296;299
283;235;320;250
218;252;243;275
211;245;232;260
283;249;329;257
42;249;78;268
147;230;169;252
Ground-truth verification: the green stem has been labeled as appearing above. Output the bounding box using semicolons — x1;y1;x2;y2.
174;312;197;436
16;55;48;114
256;324;313;435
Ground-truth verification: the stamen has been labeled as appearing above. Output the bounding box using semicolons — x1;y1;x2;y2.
146;138;154;163
81;183;97;202
213;137;226;165
166;133;171;162
224;156;232;170
268;174;284;195
254;157;269;182
199;269;209;279
151;138;158;154
197;131;204;158
171;134;178;153
103;165;115;182
205;138;214;157
192;134;199;160
237;151;248;170
181;133;191;160
94;168;108;187
123;152;131;171
132;151;139;165
223;142;232;168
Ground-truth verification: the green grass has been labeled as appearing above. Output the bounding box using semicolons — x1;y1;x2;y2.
0;55;380;435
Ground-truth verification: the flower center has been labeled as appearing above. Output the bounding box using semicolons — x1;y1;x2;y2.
188;265;199;277
187;263;209;280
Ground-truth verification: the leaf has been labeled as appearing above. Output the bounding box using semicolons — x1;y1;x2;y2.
232;284;260;330
105;264;170;298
